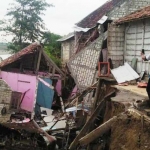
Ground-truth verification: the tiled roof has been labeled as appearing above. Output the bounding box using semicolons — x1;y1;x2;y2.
0;42;41;68
115;5;150;24
0;42;65;77
76;0;123;28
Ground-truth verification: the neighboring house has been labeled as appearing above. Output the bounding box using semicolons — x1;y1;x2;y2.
66;0;150;91
0;43;12;62
57;32;74;65
114;5;150;74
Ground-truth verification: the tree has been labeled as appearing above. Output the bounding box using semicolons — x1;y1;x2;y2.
2;0;51;52
42;32;62;67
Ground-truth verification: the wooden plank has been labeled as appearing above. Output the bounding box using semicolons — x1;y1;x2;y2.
42;50;65;78
92;78;101;111
69;90;116;150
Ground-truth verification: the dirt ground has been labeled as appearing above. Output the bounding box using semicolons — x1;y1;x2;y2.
110;117;150;150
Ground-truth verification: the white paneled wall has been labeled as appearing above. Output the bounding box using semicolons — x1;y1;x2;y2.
125;19;150;73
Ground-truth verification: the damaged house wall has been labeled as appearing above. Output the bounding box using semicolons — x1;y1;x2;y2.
61;38;75;65
68;35;104;90
113;6;150;74
107;24;125;68
124;19;150;73
66;0;150;91
0;42;65;112
57;33;75;66
1;71;37;112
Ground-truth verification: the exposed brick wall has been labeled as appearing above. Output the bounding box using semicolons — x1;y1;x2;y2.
0;79;12;111
109;0;150;20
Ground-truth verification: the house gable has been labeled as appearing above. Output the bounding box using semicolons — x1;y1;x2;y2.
0;42;65;78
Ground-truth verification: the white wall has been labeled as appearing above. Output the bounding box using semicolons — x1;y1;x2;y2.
124;19;150;73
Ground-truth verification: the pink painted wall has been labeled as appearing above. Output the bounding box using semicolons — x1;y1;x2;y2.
56;80;61;96
0;71;37;112
70;86;78;97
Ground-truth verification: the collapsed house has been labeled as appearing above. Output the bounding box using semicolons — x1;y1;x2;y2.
59;0;150;91
0;42;68;149
56;1;150;150
1;1;150;150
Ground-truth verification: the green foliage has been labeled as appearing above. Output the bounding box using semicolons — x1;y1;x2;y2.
43;32;62;67
1;0;62;67
2;0;51;52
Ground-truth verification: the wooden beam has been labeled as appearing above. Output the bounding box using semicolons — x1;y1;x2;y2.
92;78;101;111
42;50;65;78
34;51;39;71
52;67;55;77
36;49;42;73
69;90;116;150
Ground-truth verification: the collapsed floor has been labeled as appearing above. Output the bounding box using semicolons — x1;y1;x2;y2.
0;60;149;150
66;77;150;150
110;116;150;150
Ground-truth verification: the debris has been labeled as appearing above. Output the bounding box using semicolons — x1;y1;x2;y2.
69;89;116;150
118;82;128;86
137;82;147;88
111;63;140;84
79;115;120;146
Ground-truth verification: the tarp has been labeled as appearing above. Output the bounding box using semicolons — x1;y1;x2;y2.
36;78;54;109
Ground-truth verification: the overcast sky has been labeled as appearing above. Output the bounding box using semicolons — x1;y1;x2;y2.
0;0;108;42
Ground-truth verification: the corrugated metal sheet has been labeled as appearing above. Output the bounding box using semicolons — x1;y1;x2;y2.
108;24;125;68
68;35;104;91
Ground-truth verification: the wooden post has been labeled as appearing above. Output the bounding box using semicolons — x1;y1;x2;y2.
92;78;101;110
52;67;55;77
69;90;116;150
36;49;42;73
